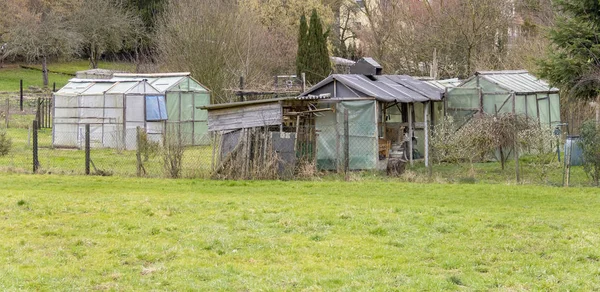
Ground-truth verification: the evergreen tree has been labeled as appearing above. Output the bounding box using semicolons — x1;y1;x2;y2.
538;0;600;122
301;9;332;85
296;13;309;80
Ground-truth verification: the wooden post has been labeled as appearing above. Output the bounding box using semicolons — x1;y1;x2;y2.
32;120;39;173
85;124;90;175
4;98;8;128
136;127;142;177
344;109;349;181
239;76;244;102
478;87;484;114
301;73;306;92
512;93;520;183
408;103;413;166
20;79;23;112
424;101;430;167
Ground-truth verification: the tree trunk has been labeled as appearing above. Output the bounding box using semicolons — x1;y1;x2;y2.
42;56;48;88
596;94;600;125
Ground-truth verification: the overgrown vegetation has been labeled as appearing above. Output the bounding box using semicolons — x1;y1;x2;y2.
579;120;600;185
432;114;555;170
0;130;11;156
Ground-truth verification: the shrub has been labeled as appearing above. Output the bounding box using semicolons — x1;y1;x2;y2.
579;120;600;186
162;131;184;179
0;130;12;156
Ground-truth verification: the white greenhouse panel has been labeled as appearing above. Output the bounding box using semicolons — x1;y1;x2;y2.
54;95;79;108
104;108;124;121
79;95;105;108
102;124;125;149
53;124;79;148
79;108;104;118
104;94;124;108
146;122;164;134
55;108;79;119
126;95;145;122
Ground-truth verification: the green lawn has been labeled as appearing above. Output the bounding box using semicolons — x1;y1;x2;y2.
0;61;135;92
0;174;599;290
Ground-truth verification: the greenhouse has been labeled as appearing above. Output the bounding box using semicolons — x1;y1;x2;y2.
53;78;164;149
112;73;211;145
446;70;560;127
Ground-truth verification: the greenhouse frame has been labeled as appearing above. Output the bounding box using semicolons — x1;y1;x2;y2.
446;70;560;127
53;78;164;149
112;73;211;146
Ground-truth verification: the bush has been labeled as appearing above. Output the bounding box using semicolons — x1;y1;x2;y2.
0;130;12;156
579;120;600;186
432;114;552;171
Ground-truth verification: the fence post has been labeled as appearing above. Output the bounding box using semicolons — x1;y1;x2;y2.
512;93;520;184
4;98;8;128
136;126;142;177
344;108;349;181
85;124;90;175
20;79;23;112
32;120;39;173
36;97;41;125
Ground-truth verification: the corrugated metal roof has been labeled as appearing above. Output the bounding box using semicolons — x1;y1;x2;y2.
473;70;559;93
300;74;443;103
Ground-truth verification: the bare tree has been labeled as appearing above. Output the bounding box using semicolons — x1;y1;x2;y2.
156;0;289;103
3;9;79;87
70;0;144;69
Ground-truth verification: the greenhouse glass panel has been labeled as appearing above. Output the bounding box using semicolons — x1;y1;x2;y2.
146;95;168;121
189;80;208;92
194;122;209;145
515;95;527;115
527;95;538;119
194;93;210;120
180;92;194;122
180;122;193;145
538;97;550;125
166;92;180;121
550;94;561;124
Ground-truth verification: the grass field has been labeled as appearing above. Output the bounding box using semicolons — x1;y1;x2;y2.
0;174;599;290
0;61;135;92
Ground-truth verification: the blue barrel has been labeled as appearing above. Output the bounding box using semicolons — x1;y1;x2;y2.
565;136;583;166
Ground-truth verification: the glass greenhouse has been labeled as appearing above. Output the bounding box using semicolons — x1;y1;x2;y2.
53;73;211;150
112;73;211;145
446;70;560;127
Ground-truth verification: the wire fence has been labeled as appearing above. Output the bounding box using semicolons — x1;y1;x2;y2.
0;116;596;186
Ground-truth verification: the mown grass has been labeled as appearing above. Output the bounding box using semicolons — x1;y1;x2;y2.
0;60;135;92
0;174;599;290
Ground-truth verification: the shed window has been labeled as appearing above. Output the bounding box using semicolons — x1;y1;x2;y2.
146;95;168;121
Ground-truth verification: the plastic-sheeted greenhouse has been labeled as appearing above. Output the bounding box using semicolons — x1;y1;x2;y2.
53;78;164;149
446;70;560;127
112;73;211;145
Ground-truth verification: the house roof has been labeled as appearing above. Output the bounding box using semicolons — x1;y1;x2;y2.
300;74;444;103
463;70;559;94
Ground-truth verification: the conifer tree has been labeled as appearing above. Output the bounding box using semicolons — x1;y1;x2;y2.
297;9;331;85
538;0;600;122
296;13;309;80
